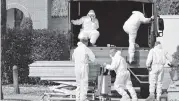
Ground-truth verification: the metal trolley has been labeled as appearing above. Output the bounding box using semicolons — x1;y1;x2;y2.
41;64;111;101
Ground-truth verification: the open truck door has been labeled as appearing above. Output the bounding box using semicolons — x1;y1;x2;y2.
148;0;164;48
157;15;164;37
68;0;157;99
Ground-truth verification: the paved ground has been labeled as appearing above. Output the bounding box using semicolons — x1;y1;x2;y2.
3;94;41;101
1;78;172;101
2;94;147;101
1;85;50;101
0;85;160;101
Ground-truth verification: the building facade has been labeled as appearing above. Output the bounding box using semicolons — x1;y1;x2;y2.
6;0;69;30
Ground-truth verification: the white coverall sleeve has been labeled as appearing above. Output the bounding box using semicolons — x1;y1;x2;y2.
140;14;151;24
87;48;96;62
146;49;153;67
72;17;84;25
94;19;99;29
105;59;119;70
72;52;75;62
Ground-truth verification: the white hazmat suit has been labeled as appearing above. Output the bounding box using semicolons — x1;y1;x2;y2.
72;10;100;45
104;51;138;101
72;42;96;101
123;11;152;63
146;43;171;101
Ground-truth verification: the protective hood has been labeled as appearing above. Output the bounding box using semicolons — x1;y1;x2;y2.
87;10;96;16
153;45;163;55
114;51;122;58
77;42;85;46
154;44;162;50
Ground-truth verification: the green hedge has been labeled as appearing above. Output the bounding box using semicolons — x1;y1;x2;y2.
2;28;71;84
2;28;32;84
172;45;179;67
30;29;70;61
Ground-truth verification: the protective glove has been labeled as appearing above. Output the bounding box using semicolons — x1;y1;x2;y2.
71;20;75;24
168;63;173;67
151;16;154;20
147;66;152;71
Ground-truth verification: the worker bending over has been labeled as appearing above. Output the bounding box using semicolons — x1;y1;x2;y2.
103;48;138;101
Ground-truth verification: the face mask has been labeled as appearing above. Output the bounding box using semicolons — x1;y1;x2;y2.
89;15;95;20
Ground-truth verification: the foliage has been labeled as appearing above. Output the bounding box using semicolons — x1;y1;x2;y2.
51;0;68;17
30;29;71;61
157;0;179;15
2;28;71;84
2;28;32;84
168;1;179;15
20;17;33;30
172;45;179;67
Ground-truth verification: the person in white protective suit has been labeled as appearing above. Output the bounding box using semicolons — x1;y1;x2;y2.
123;11;154;64
146;41;172;101
72;39;96;101
71;10;100;46
103;48;138;101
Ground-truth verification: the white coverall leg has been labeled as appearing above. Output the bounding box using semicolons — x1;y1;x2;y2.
149;65;164;100
88;30;100;45
126;72;138;101
75;64;89;101
114;71;137;101
123;25;137;63
78;30;99;45
78;30;89;40
128;33;137;63
75;65;81;101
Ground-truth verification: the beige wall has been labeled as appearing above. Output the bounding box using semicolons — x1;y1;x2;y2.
157;15;179;55
49;17;68;31
7;9;14;28
6;0;68;30
6;0;49;29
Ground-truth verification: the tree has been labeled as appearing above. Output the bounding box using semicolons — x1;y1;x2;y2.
51;0;68;17
168;0;179;15
157;0;179;15
1;0;7;99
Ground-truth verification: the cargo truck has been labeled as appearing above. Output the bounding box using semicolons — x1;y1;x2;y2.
29;0;164;99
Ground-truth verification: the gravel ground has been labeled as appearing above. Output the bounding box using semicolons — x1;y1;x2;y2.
2;84;51;96
1;84;145;101
1;84;52;101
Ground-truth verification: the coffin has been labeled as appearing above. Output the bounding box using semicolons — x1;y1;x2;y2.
29;47;149;82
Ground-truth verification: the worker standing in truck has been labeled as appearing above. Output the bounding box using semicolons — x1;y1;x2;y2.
146;41;172;101
103;48;138;101
71;10;100;47
123;11;154;64
72;38;96;101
